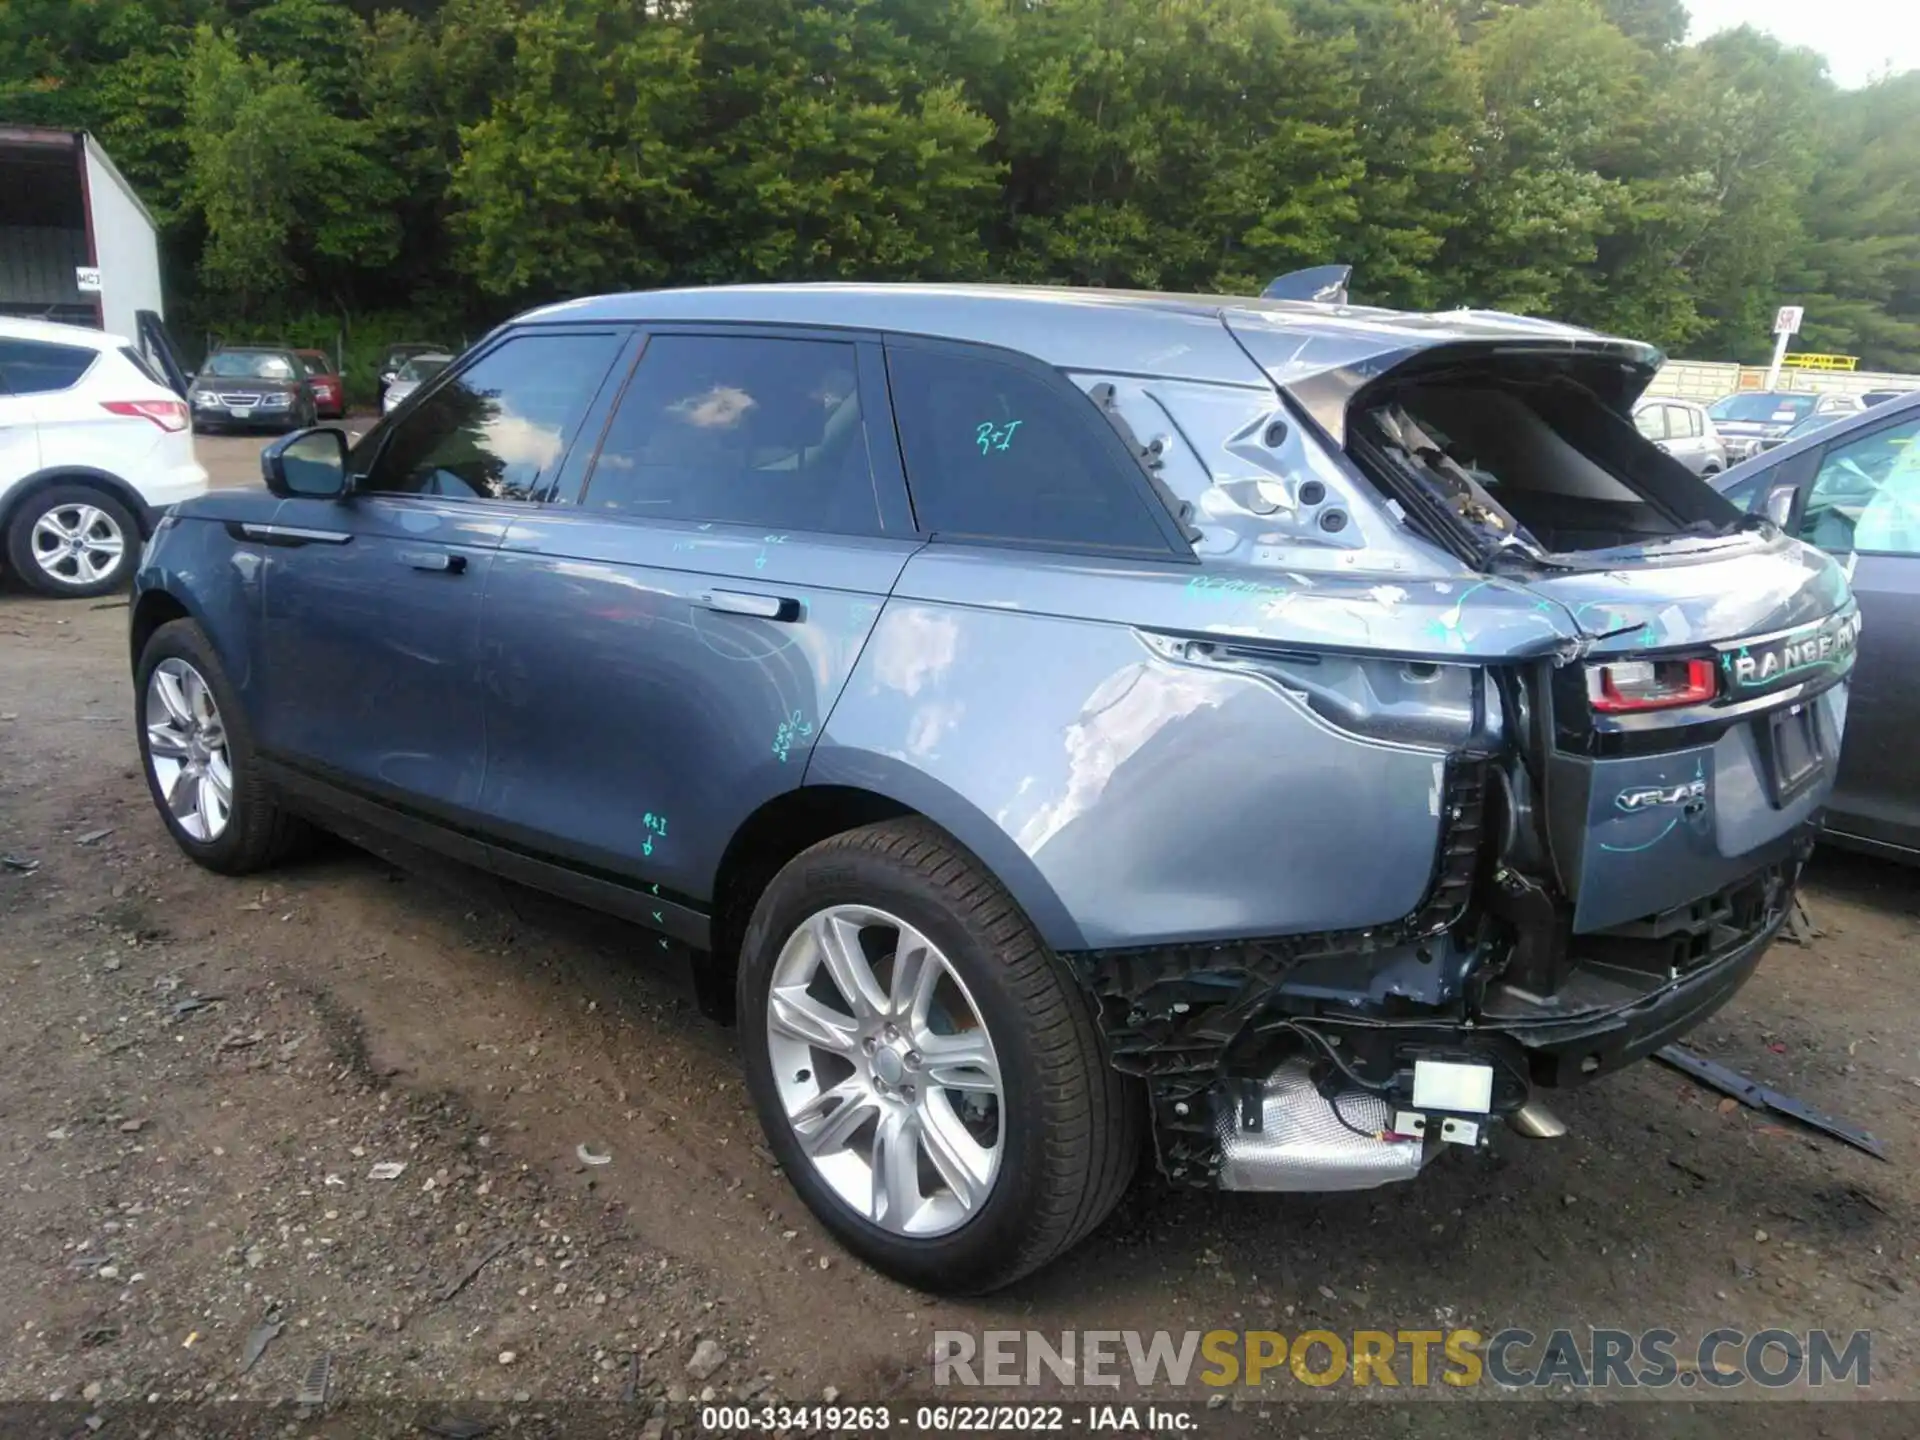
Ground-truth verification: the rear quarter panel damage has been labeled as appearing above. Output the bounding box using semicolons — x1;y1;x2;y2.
814;587;1463;951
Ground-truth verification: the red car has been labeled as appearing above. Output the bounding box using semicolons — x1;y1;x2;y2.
295;349;345;419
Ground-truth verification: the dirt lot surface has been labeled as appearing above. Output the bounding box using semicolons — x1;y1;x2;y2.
1;438;1916;1435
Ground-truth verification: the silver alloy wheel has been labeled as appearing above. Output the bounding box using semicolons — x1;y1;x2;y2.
31;502;125;587
766;905;1003;1237
144;658;234;842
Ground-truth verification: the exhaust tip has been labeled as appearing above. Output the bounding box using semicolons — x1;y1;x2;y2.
1509;1099;1568;1139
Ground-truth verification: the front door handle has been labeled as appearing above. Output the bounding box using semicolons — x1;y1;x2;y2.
400;549;466;574
700;588;801;622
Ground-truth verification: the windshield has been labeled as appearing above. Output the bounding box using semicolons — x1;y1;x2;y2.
204;351;296;381
1709;393;1816;424
1784;413;1842;440
398;356;451;383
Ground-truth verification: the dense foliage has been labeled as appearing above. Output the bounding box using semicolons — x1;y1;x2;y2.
4;0;1917;371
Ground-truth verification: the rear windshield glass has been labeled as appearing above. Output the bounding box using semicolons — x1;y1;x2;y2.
1710;393;1816;423
299;354;332;376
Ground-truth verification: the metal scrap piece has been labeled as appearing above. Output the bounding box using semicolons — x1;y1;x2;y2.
1656;1044;1887;1160
295;1352;334;1407
239;1319;283;1374
435;1239;512;1305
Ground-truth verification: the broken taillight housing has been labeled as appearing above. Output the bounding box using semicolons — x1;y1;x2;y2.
1587;658;1717;713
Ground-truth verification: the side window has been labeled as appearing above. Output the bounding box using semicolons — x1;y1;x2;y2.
886;344;1172;551
0;338;97;395
1634;407;1667;441
361;332;622;501
1679;406;1702;439
1799;417;1920;556
582;334;880;535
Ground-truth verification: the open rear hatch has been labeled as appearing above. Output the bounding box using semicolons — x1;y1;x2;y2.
1236;329;1858;943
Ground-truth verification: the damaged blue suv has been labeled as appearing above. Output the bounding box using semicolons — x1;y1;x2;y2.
131;280;1857;1293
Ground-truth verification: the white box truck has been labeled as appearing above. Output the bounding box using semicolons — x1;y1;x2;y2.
0;126;187;389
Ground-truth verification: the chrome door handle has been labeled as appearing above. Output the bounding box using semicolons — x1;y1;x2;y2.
699;589;800;622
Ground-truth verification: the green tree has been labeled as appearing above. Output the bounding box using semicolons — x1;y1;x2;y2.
181;23;399;316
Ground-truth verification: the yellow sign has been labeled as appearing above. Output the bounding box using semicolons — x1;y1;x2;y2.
1783;353;1858;371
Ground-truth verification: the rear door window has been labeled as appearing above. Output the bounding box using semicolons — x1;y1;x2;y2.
1799;416;1920;556
885;343;1175;552
582;333;883;535
0;338;98;394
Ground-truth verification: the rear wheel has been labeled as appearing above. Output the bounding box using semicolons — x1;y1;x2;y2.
738;819;1139;1293
6;484;138;597
136;618;312;873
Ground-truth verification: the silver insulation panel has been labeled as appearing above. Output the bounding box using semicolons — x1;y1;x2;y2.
1216;1062;1428;1192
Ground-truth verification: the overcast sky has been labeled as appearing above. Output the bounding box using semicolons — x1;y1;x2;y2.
1685;0;1920;87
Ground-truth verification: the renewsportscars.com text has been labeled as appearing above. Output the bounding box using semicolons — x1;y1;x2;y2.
933;1327;1872;1391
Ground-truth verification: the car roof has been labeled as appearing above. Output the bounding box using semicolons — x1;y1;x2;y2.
513;282;1652;387
294;347;331;359
1718;387;1920;487
1637;396;1704;409
0;315;125;349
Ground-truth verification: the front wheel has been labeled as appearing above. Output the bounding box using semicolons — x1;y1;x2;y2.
135;618;312;873
738;819;1140;1293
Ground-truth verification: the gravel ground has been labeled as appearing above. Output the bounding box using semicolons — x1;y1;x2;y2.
1;439;1916;1435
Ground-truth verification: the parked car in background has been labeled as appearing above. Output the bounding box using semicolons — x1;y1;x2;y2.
379;352;452;414
1632;397;1727;475
1709;391;1867;463
1714;389;1920;860
132;281;1855;1292
1862;390;1913;408
0;316;206;597
190;347;318;434
296;349;346;419
1757;409;1847;454
376;342;450;407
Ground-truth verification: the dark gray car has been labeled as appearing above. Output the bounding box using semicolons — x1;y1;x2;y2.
1715;390;1920;860
189;346;317;433
130;282;1856;1292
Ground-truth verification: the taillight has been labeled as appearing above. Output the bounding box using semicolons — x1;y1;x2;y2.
102;399;189;433
1587;658;1717;713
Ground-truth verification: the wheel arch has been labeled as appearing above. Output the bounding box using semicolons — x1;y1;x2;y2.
130;587;196;669
702;765;1088;1024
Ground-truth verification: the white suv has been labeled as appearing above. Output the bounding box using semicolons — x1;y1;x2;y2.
1;317;209;597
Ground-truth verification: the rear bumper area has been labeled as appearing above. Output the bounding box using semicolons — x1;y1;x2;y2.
1063;764;1808;1189
1477;850;1801;1086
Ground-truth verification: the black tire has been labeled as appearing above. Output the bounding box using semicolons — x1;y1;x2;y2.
5;483;140;598
135;618;313;874
738;818;1141;1293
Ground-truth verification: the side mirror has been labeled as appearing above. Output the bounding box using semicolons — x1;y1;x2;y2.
263;427;349;500
1763;485;1796;529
